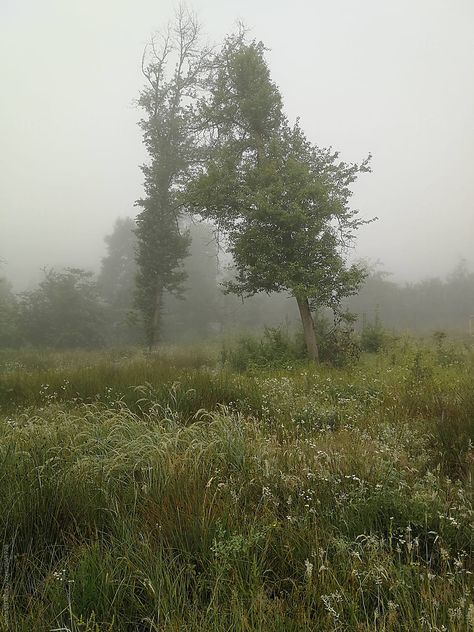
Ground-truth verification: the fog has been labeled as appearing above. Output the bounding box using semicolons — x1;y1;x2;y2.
1;0;473;290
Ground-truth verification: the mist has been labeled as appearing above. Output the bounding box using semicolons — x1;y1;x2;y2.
2;5;474;625
1;0;473;292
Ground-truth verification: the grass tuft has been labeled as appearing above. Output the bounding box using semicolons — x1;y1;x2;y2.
0;338;473;630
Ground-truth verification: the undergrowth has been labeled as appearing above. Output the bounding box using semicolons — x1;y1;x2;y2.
0;336;472;630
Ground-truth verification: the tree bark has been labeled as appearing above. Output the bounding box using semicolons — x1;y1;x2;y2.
296;296;319;362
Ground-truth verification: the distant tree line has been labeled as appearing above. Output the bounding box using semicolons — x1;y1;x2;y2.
1;14;373;358
0;217;473;350
1;12;472;351
347;260;474;334
0;219;301;349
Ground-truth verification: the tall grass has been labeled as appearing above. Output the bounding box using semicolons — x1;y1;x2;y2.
0;337;472;630
0;352;263;420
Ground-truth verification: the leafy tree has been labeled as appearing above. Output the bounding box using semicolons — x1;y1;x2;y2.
99;217;221;345
162;221;221;341
135;8;209;348
19;268;106;348
0;275;20;347
98;217;142;345
99;217;137;307
187;35;371;361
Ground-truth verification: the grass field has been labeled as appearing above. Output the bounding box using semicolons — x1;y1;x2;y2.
0;336;472;631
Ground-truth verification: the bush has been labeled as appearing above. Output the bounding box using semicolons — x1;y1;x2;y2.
314;313;361;367
19;268;107;349
360;313;386;353
223;326;305;371
224;318;361;371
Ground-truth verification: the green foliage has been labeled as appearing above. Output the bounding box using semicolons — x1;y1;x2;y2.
0;339;472;629
98;218;221;346
162;222;221;342
135;200;189;347
187;33;372;360
432;411;474;479
98;217;143;346
314;312;361;367
432;329;466;367
222;326;305;371
224;318;361;371
0;276;20;347
360;311;386;352
135;10;209;347
217;127;370;311
0;351;263;419
18;268;106;349
199;31;283;153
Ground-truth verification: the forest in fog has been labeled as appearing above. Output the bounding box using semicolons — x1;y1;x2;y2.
1;214;473;350
1;3;473;631
1;3;473;354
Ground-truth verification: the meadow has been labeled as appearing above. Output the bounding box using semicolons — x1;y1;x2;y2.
0;334;472;631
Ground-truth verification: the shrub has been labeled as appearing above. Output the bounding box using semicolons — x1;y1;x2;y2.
314;312;361;367
360;312;386;353
224;318;360;371
222;326;305;371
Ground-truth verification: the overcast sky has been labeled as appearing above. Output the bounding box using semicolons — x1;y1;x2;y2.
1;0;473;289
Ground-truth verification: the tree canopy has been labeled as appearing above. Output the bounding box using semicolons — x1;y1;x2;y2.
187;34;372;360
19;268;106;348
135;8;209;348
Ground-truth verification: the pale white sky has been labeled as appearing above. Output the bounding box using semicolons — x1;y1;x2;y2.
1;0;473;288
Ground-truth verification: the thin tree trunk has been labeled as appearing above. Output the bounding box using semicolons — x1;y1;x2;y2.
296;296;319;362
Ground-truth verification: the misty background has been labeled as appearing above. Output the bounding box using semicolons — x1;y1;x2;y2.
1;1;473;300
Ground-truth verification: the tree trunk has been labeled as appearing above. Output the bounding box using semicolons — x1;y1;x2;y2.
296;296;319;362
